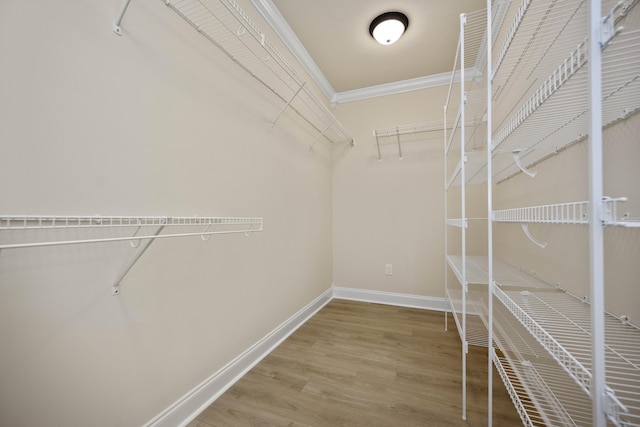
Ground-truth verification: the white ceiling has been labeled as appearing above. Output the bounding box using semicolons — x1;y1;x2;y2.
251;0;486;102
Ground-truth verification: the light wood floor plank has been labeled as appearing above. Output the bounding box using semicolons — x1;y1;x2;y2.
189;299;520;426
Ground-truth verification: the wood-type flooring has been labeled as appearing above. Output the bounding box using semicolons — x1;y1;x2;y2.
188;299;521;426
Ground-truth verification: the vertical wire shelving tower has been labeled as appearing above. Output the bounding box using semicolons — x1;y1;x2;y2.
486;0;640;425
443;9;489;421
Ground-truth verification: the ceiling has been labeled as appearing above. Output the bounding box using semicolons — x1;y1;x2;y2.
251;0;486;102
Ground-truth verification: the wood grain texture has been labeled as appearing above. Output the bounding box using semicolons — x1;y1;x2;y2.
188;299;521;426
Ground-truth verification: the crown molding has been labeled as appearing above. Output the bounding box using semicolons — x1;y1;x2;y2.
251;0;477;105
333;68;477;104
250;0;336;100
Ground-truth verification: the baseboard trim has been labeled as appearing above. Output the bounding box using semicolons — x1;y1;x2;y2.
332;286;447;312
144;287;333;427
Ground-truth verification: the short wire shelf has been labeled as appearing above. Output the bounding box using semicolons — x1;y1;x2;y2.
493;197;639;227
0;215;263;250
373;120;444;160
0;215;263;295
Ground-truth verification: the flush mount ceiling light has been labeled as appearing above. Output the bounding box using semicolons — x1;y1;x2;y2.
369;11;409;45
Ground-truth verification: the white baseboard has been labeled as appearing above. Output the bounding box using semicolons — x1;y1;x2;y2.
144;287;333;427
332;285;447;311
145;285;444;426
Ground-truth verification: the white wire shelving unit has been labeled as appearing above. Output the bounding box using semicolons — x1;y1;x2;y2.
484;0;640;425
162;0;353;150
0;215;263;295
443;8;489;421
488;0;640;183
440;0;640;186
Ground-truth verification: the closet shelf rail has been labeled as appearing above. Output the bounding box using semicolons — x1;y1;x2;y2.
373;120;449;160
0;215;263;250
493;197;639;226
0;215;262;296
165;0;353;148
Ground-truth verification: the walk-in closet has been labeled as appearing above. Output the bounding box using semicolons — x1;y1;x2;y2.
1;0;638;426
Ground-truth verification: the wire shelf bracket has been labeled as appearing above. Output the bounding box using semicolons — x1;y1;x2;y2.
113;0;132;36
0;215;263;295
512;150;537;178
520;223;547;248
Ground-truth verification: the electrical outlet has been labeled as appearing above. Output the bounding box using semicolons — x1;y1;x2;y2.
385;264;393;276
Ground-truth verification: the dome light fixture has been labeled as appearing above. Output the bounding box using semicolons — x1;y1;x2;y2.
369;11;409;45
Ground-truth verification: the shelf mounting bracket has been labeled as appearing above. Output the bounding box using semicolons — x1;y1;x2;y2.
600;1;625;48
604;386;628;426
113;0;132;36
512;150;537;178
520;223;547;248
112;224;165;295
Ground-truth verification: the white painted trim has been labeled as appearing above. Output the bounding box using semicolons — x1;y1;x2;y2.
333;68;477;104
332;285;448;311
250;0;336;100
145;286;445;426
251;0;477;104
144;287;333;427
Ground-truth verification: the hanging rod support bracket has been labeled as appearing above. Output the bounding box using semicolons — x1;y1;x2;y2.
271;82;306;125
113;0;132;36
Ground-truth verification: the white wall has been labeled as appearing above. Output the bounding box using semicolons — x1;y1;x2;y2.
0;1;335;425
332;87;450;298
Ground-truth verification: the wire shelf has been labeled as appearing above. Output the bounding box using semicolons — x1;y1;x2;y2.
165;0;352;147
446;288;489;348
447;255;555;289
494;201;590;224
446;90;488;156
0;215;263;250
0;215;261;230
489;0;640;182
493;197;639;226
495;287;640;426
493;353;593;427
446;150;488;188
373;120;445;160
0;214;262;295
492;302;596;427
491;0;589;117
